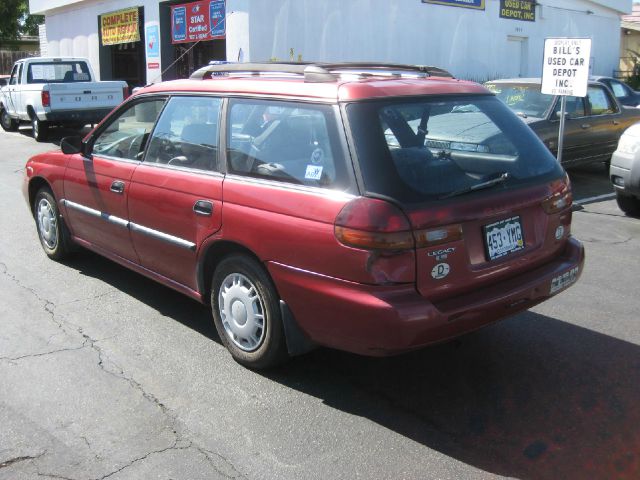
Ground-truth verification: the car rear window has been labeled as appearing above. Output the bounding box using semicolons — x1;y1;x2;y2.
346;95;564;204
27;62;91;84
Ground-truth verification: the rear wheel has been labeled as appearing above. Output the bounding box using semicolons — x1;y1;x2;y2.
34;188;73;260
31;116;48;142
210;254;288;369
616;191;640;217
0;106;18;131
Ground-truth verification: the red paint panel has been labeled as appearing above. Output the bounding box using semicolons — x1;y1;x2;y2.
63;154;138;262
268;237;584;355
221;177;416;285
128;165;223;289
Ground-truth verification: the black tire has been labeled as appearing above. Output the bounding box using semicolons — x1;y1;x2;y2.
31;116;48;142
210;254;288;369
0;106;18;132
33;188;74;260
616;191;640;217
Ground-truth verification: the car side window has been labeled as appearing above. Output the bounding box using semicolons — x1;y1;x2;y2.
609;80;629;98
92;100;165;161
552;96;585;119
9;64;19;85
588;86;616;115
145;96;221;171
227;98;348;188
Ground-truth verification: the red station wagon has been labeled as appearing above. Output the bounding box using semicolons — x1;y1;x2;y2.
23;62;584;369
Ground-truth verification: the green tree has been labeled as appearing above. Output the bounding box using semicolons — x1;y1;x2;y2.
0;0;44;41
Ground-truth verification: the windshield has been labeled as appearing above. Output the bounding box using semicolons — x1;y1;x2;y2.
27;62;91;84
485;82;553;118
346;95;563;204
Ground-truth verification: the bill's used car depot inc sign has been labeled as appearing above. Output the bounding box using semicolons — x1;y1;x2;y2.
100;7;140;46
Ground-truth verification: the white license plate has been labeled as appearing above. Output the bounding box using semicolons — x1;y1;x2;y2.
550;267;579;294
483;216;525;261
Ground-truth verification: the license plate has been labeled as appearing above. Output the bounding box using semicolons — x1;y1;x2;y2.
550;267;579;294
483;216;525;261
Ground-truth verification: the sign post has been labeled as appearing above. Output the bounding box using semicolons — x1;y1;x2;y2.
541;38;591;164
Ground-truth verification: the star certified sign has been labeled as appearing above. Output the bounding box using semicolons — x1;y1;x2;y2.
541;38;592;97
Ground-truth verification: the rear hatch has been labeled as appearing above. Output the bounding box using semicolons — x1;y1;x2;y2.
345;93;572;300
48;81;125;111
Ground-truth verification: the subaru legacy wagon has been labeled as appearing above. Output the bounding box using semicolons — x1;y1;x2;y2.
23;62;584;369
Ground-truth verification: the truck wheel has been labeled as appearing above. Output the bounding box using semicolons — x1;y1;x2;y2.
210;254;289;369
616;191;640;217
31;116;48;142
0;106;18;132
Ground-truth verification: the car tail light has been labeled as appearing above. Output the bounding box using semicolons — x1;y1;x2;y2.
123;86;130;100
334;197;414;250
414;224;463;248
41;91;51;108
542;175;573;214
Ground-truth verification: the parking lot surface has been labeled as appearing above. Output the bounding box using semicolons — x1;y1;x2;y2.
1;127;639;480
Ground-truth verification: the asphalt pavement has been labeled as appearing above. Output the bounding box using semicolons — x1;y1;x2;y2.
1;127;639;480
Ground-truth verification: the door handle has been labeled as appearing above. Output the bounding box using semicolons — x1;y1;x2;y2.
581;124;591;129
613;120;620;125
110;180;125;194
193;200;213;216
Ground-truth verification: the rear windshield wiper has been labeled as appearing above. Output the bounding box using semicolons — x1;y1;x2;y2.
439;172;510;200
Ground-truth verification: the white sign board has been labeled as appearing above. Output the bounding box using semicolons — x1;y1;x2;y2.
541;38;592;97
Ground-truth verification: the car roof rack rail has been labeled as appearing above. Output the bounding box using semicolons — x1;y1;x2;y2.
190;62;454;82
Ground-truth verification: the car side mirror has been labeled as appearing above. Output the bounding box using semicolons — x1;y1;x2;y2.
60;136;83;154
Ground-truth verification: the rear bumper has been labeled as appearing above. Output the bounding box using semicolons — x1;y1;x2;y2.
43;108;112;124
268;237;585;356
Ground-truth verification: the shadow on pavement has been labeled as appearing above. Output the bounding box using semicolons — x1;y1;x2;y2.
61;250;640;480
64;250;220;344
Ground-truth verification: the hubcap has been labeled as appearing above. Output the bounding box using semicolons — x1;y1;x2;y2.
37;198;57;249
33;119;39;137
218;273;265;351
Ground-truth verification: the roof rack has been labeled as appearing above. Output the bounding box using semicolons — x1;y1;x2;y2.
189;62;454;82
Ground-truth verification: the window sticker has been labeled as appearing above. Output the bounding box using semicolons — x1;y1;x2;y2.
310;147;324;164
305;165;323;180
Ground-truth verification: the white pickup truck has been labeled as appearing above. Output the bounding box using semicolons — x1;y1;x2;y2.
0;57;128;141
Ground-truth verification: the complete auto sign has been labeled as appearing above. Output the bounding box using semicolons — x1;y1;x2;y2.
171;0;226;44
541;38;591;97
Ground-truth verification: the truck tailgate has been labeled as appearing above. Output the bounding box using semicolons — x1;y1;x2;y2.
48;82;124;111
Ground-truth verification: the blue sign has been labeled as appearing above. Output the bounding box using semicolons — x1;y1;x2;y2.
210;0;225;38
146;25;159;58
172;6;187;42
423;0;485;10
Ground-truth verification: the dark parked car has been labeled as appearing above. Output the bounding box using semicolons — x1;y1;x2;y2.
592;76;640;108
486;78;640;167
23;63;584;369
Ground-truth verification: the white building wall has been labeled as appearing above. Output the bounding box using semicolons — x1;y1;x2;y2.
227;0;630;80
37;0;160;82
32;0;631;82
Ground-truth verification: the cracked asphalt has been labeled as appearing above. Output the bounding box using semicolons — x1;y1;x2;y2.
1;128;640;480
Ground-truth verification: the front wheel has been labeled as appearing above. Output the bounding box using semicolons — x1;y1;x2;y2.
616;191;640;217
210;254;288;369
34;188;73;260
0;106;18;132
32;116;48;142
